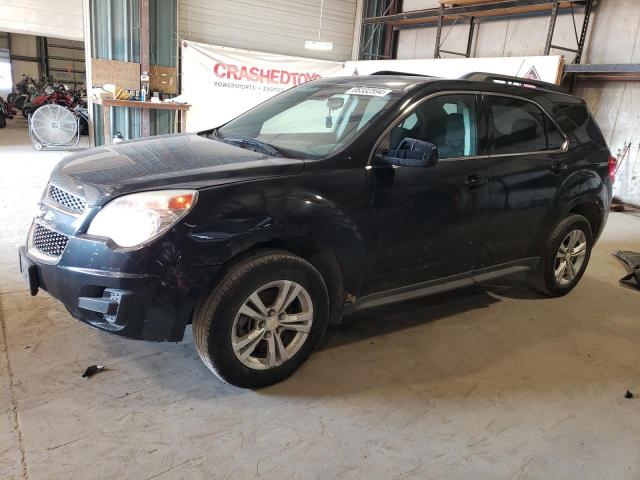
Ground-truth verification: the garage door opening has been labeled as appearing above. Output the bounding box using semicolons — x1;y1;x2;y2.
0;32;88;152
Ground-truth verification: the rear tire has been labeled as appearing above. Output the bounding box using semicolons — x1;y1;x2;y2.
192;250;330;388
528;214;593;297
0;115;5;129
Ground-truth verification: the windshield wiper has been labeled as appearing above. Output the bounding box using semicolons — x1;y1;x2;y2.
203;130;307;158
223;137;283;157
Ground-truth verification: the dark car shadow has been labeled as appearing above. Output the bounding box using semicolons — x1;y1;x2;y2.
318;274;548;354
94;283;510;401
320;285;502;351
259;275;620;399
475;278;549;300
94;274;618;401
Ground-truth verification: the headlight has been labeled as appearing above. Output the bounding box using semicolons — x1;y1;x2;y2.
87;190;198;248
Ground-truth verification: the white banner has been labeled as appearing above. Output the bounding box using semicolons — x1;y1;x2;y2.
180;41;563;132
180;41;345;131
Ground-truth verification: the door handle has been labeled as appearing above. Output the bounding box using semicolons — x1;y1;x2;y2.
463;174;487;189
550;161;568;173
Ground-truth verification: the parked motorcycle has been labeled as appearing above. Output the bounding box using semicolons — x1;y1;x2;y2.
11;77;89;137
74;104;89;136
2;97;16;119
22;84;78;118
8;75;38;110
0;98;8;129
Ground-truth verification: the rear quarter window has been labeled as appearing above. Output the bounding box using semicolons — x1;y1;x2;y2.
487;96;565;154
553;103;607;148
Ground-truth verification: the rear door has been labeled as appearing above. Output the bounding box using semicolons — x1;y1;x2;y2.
482;94;569;266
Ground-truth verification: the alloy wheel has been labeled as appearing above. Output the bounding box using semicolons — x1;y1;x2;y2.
231;280;313;370
554;229;587;286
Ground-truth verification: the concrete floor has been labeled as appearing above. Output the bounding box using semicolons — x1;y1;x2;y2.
1;117;640;479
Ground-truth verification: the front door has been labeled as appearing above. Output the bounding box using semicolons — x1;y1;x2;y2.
361;93;493;295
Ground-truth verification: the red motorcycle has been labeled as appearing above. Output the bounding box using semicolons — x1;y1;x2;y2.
23;86;76;118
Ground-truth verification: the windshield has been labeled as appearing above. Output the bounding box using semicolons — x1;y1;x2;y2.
212;83;403;159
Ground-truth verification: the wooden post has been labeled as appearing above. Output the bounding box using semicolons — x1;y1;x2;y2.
139;0;150;138
82;0;95;147
180;111;187;133
103;105;112;145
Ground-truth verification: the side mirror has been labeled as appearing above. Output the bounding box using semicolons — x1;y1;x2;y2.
376;137;439;168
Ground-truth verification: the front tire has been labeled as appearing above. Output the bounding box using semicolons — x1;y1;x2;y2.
528;214;593;296
193;250;330;388
14;96;26;110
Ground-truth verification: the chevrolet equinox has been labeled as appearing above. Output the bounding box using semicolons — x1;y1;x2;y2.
20;73;614;387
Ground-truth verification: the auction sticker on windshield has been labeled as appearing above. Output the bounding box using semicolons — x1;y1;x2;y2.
346;87;392;97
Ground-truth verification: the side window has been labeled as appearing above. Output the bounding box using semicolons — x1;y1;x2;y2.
488;96;565;154
399;112;418;130
357;96;391;129
379;94;478;160
546;116;565;150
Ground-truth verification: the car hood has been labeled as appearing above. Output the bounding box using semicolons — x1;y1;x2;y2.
49;134;305;206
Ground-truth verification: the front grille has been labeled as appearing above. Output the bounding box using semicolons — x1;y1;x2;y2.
47;184;86;213
32;223;69;258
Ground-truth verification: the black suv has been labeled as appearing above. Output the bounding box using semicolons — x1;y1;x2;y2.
19;73;614;387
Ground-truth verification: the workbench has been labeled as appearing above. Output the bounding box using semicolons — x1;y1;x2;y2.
96;98;191;145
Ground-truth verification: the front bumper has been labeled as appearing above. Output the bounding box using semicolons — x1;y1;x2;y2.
19;242;201;342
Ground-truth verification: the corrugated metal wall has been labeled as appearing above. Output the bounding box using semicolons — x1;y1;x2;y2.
90;0;141;144
47;39;86;87
4;34;40;87
178;0;358;61
0;41;9;98
90;0;178;143
0;0;84;41
150;0;178;135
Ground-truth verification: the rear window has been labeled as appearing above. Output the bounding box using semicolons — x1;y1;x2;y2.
487;96;565;155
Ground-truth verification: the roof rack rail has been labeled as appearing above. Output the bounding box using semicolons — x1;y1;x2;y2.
371;70;433;77
459;72;566;94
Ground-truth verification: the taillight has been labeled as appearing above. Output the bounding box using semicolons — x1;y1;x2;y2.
608;155;617;183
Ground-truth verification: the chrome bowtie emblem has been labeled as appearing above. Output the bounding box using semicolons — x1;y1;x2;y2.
35;204;46;218
35;204;54;222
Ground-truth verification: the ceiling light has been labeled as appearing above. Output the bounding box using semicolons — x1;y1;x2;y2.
305;0;333;52
305;40;333;51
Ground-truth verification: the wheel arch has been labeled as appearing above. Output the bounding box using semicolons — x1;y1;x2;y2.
546;168;609;242
194;236;350;325
568;200;604;239
246;237;347;324
186;185;366;324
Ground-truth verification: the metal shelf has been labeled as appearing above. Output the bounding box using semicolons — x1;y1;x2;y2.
564;64;640;81
361;0;594;63
363;0;588;27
